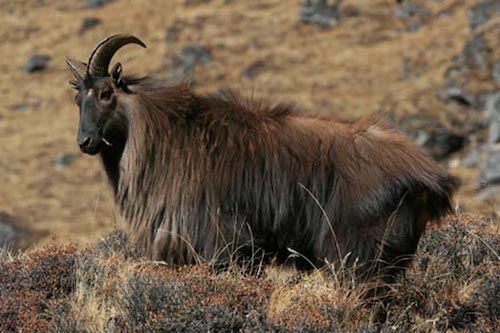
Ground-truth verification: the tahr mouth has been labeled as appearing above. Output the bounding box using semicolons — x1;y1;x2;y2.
81;141;102;155
79;130;103;155
79;128;115;155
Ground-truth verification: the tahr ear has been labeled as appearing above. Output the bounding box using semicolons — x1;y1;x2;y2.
111;62;124;88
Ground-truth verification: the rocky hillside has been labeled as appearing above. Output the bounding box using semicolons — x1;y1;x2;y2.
0;0;498;248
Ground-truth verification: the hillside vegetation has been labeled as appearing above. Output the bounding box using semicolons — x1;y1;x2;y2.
0;213;498;331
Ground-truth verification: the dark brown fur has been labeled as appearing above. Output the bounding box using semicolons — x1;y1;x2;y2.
99;77;457;280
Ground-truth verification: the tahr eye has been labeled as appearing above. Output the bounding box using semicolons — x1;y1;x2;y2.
100;88;113;101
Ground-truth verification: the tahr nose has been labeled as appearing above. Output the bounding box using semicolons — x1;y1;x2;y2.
78;136;92;149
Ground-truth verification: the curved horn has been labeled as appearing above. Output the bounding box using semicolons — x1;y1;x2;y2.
65;57;87;81
87;34;146;77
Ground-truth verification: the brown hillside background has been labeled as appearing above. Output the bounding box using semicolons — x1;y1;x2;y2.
0;0;498;249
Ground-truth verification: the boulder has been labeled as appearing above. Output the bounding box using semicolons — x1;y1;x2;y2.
463;33;491;70
24;55;51;73
243;59;267;79
299;0;340;28
393;0;429;19
166;21;184;43
54;153;78;167
171;44;212;77
479;92;500;188
481;148;500;186
85;0;113;8
79;17;101;34
469;0;500;30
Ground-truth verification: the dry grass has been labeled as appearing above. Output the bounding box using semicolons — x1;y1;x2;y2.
0;213;498;332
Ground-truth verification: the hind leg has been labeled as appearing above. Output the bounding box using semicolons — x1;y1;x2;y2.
364;193;428;322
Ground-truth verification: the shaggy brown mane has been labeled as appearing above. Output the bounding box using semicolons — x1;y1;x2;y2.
107;78;457;279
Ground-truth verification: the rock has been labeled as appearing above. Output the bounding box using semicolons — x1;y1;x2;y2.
11;99;40;113
398;114;434;129
484;92;500;144
402;57;410;80
393;1;429;19
0;213;16;249
483;91;500;118
489;120;500;145
463;148;481;167
436;0;500;192
406;21;423;32
443;87;476;107
437;7;451;19
79;17;101;34
443;63;468;86
463;118;487;135
469;0;500;30
463;33;491;69
171;44;211;76
340;4;360;18
476;185;500;203
412;128;466;160
243;60;267;79
165;21;183;43
0;224;14;249
184;0;211;5
480;147;500;186
24;55;51;73
10;98;40;113
13;103;31;112
422;128;467;160
492;62;500;83
299;0;340;28
54;153;78;167
399;115;467;160
85;0;113;8
475;92;500;188
414;129;431;146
